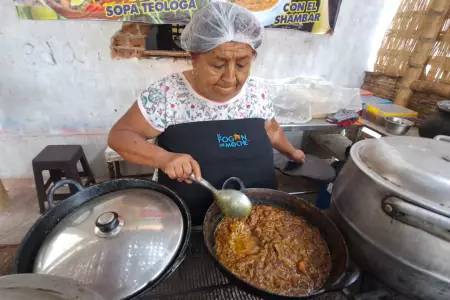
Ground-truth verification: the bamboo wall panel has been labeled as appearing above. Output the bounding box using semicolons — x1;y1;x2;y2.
411;80;450;98
361;72;401;100
394;0;450;106
408;91;448;119
423;12;450;84
366;0;450;114
374;0;434;77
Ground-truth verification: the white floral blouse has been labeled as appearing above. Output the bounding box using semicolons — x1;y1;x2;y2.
137;73;275;131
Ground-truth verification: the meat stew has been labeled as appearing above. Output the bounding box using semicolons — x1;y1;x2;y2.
215;205;332;296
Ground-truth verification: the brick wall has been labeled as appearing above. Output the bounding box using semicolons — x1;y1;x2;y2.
111;23;151;59
111;23;189;59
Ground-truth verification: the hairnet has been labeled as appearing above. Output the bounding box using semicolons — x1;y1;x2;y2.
181;2;264;53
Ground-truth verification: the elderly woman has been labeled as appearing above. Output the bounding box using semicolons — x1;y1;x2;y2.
108;2;305;224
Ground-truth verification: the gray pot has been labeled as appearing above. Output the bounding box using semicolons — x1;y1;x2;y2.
0;274;105;300
419;100;450;138
330;135;450;300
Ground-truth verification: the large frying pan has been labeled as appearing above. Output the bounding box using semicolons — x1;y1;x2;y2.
203;178;359;299
13;178;191;300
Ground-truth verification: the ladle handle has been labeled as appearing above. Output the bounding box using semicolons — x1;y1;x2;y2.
189;174;218;194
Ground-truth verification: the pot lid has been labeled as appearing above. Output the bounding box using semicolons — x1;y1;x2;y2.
351;136;450;215
33;189;185;300
0;274;105;300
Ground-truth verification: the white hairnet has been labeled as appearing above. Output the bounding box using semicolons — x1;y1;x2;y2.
181;2;264;53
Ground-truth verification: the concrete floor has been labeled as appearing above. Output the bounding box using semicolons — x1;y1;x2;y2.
0;179;41;246
0;179;40;275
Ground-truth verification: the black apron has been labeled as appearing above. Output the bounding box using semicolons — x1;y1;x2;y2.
157;118;277;225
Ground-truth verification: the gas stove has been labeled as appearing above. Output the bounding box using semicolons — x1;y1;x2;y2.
139;229;413;300
343;272;414;300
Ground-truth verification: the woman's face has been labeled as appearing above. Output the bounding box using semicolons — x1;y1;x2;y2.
191;42;254;102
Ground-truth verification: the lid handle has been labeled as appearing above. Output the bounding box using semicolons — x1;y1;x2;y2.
222;177;246;192
95;212;120;233
434;135;450;143
48;179;83;209
383;197;450;242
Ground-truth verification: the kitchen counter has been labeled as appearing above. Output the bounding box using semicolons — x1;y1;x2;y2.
281;117;420;138
281;119;362;132
360;118;419;137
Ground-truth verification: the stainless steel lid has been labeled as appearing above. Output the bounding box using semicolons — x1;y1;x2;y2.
351;136;450;216
33;189;185;300
0;274;105;300
437;100;450;113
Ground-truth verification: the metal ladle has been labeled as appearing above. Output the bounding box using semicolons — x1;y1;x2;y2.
189;174;252;218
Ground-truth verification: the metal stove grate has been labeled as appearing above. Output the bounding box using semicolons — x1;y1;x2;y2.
138;229;416;300
348;273;414;300
140;229;258;299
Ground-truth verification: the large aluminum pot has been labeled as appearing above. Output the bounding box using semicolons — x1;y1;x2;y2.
329;135;450;300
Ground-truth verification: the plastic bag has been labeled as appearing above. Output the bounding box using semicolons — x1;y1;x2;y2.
268;83;312;124
268;76;362;120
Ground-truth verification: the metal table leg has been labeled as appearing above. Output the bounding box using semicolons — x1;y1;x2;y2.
107;162;115;179
114;161;122;178
301;130;310;151
353;127;363;144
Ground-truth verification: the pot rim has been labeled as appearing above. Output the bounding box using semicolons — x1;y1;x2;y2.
203;187;357;298
0;273;106;300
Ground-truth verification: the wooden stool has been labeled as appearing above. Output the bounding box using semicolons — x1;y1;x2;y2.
32;145;95;213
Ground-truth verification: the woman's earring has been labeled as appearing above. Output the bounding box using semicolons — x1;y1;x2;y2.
192;68;198;77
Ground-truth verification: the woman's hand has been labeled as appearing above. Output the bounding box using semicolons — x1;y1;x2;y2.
287;149;305;163
159;152;202;183
265;119;305;163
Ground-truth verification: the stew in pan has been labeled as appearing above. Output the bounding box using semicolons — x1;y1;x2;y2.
215;205;331;296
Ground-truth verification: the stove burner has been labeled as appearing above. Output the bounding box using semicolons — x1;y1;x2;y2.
342;273;414;300
351;290;411;300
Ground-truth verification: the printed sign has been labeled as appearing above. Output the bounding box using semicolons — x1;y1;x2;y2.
14;0;341;34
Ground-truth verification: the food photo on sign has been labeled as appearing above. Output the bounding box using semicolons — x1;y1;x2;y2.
14;0;342;34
